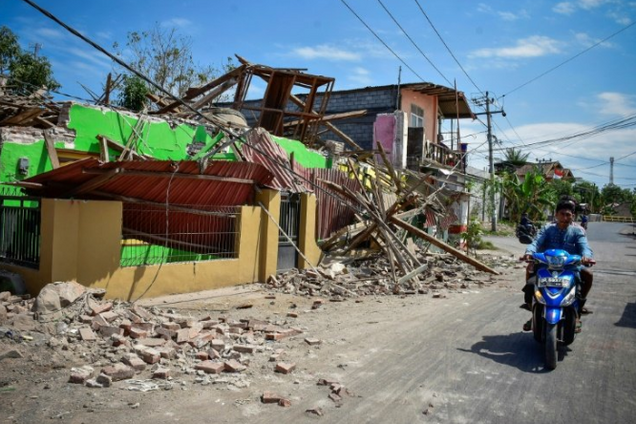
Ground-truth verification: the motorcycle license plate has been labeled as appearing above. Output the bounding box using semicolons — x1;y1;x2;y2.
538;277;567;288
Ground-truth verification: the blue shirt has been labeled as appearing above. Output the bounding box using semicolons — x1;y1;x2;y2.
525;222;593;258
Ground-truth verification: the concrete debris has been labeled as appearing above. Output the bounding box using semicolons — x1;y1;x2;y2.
267;252;517;299
0;281;305;390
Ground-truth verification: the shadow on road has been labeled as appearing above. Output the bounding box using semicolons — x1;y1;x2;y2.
615;302;636;329
458;333;550;373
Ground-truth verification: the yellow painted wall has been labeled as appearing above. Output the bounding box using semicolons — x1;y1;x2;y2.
1;191;323;300
256;189;280;282
298;193;322;269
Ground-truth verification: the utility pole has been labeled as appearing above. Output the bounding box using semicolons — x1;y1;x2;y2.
610;156;614;185
472;91;506;232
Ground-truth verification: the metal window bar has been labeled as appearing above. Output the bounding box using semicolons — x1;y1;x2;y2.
120;203;240;267
0;194;41;269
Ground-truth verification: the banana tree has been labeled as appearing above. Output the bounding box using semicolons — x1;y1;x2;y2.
501;170;554;223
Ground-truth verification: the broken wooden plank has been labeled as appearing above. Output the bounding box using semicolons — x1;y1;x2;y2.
0;107;43;126
389;216;499;275
96;135;148;160
43;130;60;169
289;94;363;151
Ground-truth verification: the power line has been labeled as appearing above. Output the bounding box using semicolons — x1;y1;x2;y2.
413;0;484;95
339;0;427;82
502;21;636;98
376;0;452;86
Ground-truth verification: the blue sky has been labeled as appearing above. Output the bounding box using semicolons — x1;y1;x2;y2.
2;0;635;189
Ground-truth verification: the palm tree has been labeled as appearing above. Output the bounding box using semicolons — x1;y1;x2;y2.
503;148;530;167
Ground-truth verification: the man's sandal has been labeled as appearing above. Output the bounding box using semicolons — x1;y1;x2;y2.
523;320;532;331
581;307;593;315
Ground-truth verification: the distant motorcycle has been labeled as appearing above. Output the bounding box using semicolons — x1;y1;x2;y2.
516;222;537;244
526;249;594;370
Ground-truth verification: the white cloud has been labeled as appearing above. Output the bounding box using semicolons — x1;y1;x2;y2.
66;47;111;69
161;18;193;28
578;0;608;10
96;31;113;41
466;120;636;187
33;28;65;40
347;67;373;86
573;32;614;48
498;11;519;21
469;36;562;59
477;3;493;14
290;45;360;61
554;2;577;14
597;92;636;116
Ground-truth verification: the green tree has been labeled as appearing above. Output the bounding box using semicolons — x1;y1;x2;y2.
118;74;149;112
573;180;601;212
601;184;634;215
113;23;235;109
0;26;60;95
502;148;530;167
501;170;554;223
0;26;20;73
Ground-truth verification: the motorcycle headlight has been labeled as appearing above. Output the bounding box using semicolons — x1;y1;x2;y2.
535;290;546;305
546;255;566;270
560;288;577;307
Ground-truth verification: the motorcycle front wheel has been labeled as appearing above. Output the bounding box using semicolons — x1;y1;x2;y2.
545;322;558;370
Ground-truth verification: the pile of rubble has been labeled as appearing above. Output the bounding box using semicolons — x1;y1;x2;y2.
0;282;308;392
268;250;513;299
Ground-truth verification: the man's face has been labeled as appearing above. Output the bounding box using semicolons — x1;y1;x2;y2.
555;209;574;228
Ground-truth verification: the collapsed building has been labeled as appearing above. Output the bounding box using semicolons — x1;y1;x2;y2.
0;58;495;302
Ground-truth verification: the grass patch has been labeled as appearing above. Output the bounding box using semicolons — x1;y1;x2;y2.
477;240;497;250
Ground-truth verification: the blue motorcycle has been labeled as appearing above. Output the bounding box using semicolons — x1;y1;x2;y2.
529;249;585;370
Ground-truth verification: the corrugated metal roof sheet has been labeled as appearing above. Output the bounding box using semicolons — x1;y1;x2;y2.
241;128;311;193
23;158;275;207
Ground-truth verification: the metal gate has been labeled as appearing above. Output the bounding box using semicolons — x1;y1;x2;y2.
0;194;41;269
277;193;301;271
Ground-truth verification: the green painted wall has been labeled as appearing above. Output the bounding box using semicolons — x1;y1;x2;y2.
0;103;329;192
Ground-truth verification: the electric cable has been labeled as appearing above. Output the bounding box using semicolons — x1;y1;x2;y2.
502;21;636;98
413;0;484;95
376;0;453;86
339;0;427;82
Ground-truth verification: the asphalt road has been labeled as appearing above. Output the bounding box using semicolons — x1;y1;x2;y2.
249;221;636;424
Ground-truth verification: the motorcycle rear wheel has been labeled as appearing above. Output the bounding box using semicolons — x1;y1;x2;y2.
545;322;558;370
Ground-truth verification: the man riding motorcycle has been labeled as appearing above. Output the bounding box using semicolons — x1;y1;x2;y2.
521;199;595;331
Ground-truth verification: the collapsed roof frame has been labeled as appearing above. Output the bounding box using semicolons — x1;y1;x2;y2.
148;56;336;147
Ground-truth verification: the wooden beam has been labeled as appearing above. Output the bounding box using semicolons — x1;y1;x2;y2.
190;78;238;111
43;130;60;169
283;109;367;128
289;94;363;150
96;135;148;160
389;216;500;275
65;168;122;197
83;168;258;185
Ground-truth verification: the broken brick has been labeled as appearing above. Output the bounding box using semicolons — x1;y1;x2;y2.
261;391;283;404
233;344;256;354
224;359;246;372
275;362;296;374
195;360;225;374
152;367;171;379
69;366;94;384
100;363;135;381
121;354;146;372
79;327;97;341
